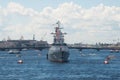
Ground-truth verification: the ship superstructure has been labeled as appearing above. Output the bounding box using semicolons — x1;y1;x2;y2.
47;21;69;62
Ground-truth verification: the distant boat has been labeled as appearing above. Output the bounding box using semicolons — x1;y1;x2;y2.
110;50;119;53
8;50;20;54
22;48;28;51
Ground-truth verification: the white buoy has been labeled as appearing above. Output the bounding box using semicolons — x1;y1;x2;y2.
104;60;109;64
18;60;23;64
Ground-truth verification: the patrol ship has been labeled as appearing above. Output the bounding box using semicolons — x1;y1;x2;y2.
47;21;69;62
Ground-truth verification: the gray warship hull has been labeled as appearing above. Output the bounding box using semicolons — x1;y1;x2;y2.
47;45;69;62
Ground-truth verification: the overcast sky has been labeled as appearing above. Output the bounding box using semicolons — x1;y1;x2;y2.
0;0;120;44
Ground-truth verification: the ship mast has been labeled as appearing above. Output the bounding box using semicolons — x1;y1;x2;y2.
51;21;66;44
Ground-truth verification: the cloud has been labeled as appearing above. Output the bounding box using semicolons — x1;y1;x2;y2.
0;2;120;43
3;2;39;16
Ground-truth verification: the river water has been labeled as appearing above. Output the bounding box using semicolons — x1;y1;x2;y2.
0;49;120;80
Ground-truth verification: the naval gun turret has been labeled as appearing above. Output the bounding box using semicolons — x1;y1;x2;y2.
47;21;69;62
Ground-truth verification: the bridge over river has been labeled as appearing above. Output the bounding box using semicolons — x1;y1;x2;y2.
69;46;120;51
0;46;49;51
0;46;120;51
